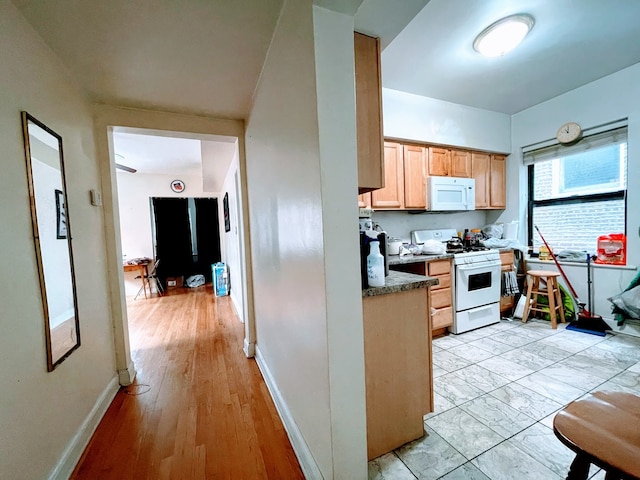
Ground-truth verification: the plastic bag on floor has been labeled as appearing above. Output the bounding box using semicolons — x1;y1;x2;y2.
185;274;205;288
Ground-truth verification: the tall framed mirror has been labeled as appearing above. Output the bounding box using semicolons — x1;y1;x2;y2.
22;112;80;371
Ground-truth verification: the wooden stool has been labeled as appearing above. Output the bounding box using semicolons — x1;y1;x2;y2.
553;391;640;480
522;270;566;328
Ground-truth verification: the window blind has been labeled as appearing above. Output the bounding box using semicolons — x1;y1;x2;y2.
523;124;627;165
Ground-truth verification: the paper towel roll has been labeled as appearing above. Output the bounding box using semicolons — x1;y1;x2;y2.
503;222;518;240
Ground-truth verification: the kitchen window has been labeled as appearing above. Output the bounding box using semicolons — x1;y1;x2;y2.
525;124;627;254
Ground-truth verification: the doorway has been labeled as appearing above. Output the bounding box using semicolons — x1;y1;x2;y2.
151;197;221;286
97;110;254;385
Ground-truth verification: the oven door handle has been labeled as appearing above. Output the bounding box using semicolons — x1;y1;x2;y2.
456;260;501;271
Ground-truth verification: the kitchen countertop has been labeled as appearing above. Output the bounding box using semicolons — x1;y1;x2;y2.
388;247;515;266
362;270;438;297
388;253;453;266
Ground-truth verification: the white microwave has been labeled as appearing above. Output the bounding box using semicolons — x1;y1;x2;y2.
427;176;475;211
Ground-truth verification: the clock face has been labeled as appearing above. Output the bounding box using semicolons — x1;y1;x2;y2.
556;122;582;144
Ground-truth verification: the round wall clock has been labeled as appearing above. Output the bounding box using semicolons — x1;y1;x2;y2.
170;179;185;193
556;122;582;144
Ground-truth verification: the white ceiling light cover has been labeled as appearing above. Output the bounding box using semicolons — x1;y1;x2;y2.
473;14;534;57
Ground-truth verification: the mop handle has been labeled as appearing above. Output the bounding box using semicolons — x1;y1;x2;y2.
534;225;589;315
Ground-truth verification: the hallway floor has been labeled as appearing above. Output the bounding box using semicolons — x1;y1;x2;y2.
71;287;303;479
369;318;640;480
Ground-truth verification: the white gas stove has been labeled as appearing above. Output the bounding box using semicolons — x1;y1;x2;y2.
411;229;501;334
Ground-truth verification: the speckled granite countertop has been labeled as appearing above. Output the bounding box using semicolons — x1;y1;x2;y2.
362;271;439;297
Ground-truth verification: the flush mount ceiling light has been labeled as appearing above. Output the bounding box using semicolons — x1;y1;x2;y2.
473;14;534;57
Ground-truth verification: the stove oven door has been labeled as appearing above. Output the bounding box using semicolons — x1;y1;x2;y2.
455;260;501;311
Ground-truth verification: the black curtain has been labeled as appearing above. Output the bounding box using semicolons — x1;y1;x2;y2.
195;198;221;282
152;197;222;286
153;198;192;287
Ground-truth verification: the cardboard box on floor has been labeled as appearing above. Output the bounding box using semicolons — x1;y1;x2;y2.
166;276;183;288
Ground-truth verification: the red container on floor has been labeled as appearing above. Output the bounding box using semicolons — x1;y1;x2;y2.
594;233;626;265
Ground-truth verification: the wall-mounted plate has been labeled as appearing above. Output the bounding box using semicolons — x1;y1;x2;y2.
170;179;185;193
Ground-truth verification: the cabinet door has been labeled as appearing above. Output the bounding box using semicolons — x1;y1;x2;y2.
371;142;404;209
354;33;384;193
403;145;427;209
490;155;506;209
428;147;450;176
471;152;491;209
450;149;472;178
358;193;371;208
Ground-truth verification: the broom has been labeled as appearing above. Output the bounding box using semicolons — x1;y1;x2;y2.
534;226;587;315
535;227;609;335
566;253;611;336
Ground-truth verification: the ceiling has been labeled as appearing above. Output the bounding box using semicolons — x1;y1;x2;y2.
14;0;640;175
376;0;640;114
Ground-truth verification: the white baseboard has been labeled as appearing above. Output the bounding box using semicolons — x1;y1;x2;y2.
254;346;323;480
602;316;640;337
230;290;244;323
48;376;120;480
243;338;255;358
118;360;137;385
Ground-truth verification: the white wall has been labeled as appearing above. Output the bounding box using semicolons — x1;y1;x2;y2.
245;0;366;477
0;1;119;478
383;87;512;153
372;210;488;242
116;171;221;295
220;151;245;321
313;5;368;476
508;62;640;331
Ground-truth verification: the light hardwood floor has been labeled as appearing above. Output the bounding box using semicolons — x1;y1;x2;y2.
71;286;303;479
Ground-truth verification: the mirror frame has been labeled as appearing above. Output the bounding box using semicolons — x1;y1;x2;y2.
22;111;81;371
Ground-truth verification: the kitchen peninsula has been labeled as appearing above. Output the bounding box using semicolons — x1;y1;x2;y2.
362;270;438;459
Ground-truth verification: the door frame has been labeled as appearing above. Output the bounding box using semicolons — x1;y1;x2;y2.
93;105;256;385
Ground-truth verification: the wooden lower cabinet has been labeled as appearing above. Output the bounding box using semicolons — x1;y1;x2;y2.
389;259;453;333
427;259;453;330
363;288;433;460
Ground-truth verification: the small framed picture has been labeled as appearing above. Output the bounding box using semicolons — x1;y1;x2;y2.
55;189;67;239
170;179;185;193
223;192;230;232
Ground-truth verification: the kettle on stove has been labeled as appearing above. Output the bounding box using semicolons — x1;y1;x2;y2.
446;236;464;253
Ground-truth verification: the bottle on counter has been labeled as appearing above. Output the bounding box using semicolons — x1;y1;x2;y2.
367;240;385;287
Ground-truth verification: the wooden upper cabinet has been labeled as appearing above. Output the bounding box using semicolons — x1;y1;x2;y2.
471;152;491;209
428;147;450;176
403;145;427;209
490;155;507;208
354;32;384;193
427;147;471;178
450;149;472;178
358;193;372;209
472;152;506;210
371;142;404;209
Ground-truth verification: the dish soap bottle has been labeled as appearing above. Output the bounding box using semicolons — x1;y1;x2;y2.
367;240;385;287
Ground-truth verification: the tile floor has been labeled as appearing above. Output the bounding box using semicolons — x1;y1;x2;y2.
368;318;640;480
